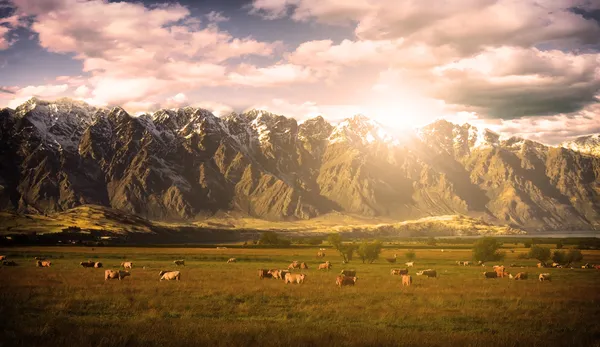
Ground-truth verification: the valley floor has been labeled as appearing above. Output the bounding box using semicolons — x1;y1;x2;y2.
1;246;599;346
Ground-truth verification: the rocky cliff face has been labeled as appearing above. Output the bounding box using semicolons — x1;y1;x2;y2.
1;98;599;229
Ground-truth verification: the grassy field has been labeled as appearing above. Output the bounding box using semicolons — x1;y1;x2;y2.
1;245;599;347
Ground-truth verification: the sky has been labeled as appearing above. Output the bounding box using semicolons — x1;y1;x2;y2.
1;0;600;144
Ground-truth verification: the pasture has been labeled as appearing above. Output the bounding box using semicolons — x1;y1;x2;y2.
1;245;599;347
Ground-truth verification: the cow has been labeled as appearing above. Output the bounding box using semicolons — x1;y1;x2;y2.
401;275;412;286
336;275;357;287
483;271;498;278
477;261;485;266
405;262;414;267
551;262;561;268
80;261;95;268
159;270;181;281
416;269;437;278
173;260;185;266
581;263;592;269
594;265;600;270
319;248;326;251
300;262;309;269
391;269;408;276
284;273;306;284
258;269;273;279
340;269;356;277
121;262;133;269
318;261;331;270
317;252;325;258
105;270;130;280
227;258;237;263
494;265;507;278
94;262;103;268
278;270;290;281
0;255;5;261
539;273;551;282
36;260;51;267
2;260;17;266
288;261;301;269
456;261;470;266
269;269;283;279
513;272;528;280
537;262;546;268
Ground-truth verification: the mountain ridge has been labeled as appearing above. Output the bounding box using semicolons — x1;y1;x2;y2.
0;98;599;230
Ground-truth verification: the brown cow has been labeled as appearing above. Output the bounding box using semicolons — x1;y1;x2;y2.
317;252;325;258
401;275;412;286
483;271;498;278
318;261;331;270
539;273;551;282
391;269;408;276
0;255;5;261
227;258;237;263
340;269;356;276
513;272;528;280
36;260;51;267
258;269;273;279
494;266;506;278
284;273;306;284
288;261;301;269
336;275;357;287
105;270;130;280
121;262;133;269
416;269;437;278
300;262;309;269
80;261;95;268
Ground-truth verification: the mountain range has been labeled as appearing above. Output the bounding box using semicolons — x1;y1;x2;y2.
0;98;599;230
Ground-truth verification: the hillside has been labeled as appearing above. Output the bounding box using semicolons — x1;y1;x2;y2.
0;98;599;230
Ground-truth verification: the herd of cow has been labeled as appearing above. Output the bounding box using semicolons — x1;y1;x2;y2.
2;253;599;286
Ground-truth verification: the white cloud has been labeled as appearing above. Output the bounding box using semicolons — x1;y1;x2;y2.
10;0;279;105
228;64;318;86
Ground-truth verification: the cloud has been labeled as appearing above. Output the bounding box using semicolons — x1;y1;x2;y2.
206;11;229;23
228;63;318;86
192;101;234;117
431;47;600;118
2;83;69;108
10;0;280;105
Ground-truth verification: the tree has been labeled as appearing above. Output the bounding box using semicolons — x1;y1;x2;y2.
357;240;383;264
327;233;357;263
426;237;437;246
259;231;290;246
567;249;583;264
523;242;532;248
405;250;416;261
472;237;505;263
259;231;279;245
528;246;551;265
552;250;566;265
556;241;564;249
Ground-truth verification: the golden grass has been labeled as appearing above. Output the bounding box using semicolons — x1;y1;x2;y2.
1;245;599;346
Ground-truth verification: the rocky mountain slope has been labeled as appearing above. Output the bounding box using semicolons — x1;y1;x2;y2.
0;98;599;230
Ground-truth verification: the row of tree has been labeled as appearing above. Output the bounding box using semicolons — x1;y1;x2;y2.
259;232;584;265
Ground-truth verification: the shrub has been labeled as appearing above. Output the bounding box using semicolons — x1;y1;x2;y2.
528;246;551;264
523;242;532;248
472;237;505;263
556;241;564;249
517;253;528;259
552;250;567;264
405;250;416;261
426;237;437;246
357;240;383;264
327;234;357;263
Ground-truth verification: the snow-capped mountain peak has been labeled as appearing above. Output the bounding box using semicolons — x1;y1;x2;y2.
561;134;600;157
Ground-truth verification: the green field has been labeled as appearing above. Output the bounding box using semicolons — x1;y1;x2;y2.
1;245;599;347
